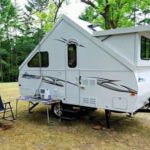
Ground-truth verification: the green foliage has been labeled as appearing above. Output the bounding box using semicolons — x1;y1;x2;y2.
33;0;66;32
80;0;150;29
0;0;66;82
0;0;18;82
0;48;9;56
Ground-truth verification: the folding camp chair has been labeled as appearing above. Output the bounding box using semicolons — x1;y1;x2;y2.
0;96;15;121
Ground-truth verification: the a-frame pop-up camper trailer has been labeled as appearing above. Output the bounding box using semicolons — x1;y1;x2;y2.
18;15;150;125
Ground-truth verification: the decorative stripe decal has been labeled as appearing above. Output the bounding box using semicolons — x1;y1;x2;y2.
22;74;78;87
90;77;137;94
54;37;85;47
22;74;137;94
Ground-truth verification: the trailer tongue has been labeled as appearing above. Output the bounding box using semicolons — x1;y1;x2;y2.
136;100;150;113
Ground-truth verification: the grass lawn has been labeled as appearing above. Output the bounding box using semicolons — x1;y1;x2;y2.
0;82;150;150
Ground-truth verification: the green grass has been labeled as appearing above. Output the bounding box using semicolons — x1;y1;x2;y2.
0;82;150;150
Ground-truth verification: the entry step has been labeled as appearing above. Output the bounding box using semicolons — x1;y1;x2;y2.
60;116;76;121
62;109;80;113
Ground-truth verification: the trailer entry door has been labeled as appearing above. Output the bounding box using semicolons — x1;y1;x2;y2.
65;43;80;105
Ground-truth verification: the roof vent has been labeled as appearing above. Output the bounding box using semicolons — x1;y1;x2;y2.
88;24;103;31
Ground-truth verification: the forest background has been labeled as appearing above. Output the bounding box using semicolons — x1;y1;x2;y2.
0;0;150;82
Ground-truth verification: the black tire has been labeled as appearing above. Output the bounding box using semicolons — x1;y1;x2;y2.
51;103;62;118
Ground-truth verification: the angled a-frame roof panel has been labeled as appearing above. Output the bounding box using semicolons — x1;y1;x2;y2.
19;15;136;70
61;15;135;70
19;15;92;70
93;25;150;36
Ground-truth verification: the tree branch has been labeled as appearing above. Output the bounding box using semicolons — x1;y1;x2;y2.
52;0;65;22
81;0;97;8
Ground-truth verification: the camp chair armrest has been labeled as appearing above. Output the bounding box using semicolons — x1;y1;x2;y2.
3;102;11;105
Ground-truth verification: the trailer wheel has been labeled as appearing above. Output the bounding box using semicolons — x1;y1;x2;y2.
51;103;62;117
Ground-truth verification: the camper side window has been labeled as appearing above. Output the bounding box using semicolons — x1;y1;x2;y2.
141;36;150;60
68;44;77;68
28;52;49;67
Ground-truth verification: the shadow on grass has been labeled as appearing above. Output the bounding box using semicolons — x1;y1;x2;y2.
16;106;150;134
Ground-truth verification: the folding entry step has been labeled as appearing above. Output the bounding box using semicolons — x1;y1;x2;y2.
60;116;76;121
60;108;80;121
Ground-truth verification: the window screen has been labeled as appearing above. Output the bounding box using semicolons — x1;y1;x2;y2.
68;44;77;68
28;52;49;67
141;36;150;60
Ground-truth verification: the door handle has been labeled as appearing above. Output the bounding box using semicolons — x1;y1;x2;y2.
79;76;82;85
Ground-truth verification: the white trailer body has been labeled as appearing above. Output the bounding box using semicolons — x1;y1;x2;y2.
18;15;150;114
